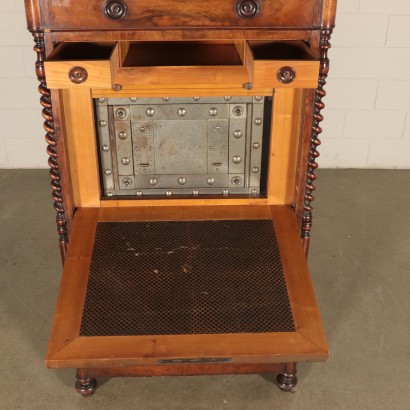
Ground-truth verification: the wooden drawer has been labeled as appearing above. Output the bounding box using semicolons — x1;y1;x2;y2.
44;41;319;90
46;0;317;30
116;41;249;89
245;41;320;89
44;42;120;89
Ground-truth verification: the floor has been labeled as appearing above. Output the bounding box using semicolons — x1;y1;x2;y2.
0;169;409;410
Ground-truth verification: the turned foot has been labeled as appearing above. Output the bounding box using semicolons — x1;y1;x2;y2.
75;370;97;397
276;371;298;392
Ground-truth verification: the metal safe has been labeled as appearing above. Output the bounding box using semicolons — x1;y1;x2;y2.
96;96;272;197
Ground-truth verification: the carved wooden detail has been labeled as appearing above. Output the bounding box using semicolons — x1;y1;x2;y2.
301;28;332;255
32;30;68;261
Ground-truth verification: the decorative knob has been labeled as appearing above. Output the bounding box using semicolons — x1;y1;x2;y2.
68;66;88;84
236;0;260;19
277;66;297;84
105;0;128;20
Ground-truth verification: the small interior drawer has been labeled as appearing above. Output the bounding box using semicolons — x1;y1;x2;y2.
116;41;248;89
44;41;319;90
245;41;319;89
45;42;119;89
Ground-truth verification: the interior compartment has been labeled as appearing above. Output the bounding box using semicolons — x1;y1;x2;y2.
47;40;314;65
122;41;243;67
47;42;116;61
248;41;315;61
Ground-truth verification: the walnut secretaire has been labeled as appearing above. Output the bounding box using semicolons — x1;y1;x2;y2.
24;0;337;396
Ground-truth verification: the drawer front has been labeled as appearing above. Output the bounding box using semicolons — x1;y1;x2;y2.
247;60;320;89
46;0;316;30
45;60;112;89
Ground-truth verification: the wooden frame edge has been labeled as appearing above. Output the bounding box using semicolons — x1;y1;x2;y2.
46;205;328;369
270;205;328;353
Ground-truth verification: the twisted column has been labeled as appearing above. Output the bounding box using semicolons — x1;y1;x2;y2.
301;28;333;255
32;30;68;261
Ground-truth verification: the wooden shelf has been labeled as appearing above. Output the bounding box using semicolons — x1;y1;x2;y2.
46;205;328;369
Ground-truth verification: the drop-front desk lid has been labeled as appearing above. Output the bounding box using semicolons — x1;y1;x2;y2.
46;205;328;368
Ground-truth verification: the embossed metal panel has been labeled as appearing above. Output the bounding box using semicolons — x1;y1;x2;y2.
153;120;209;175
96;96;271;197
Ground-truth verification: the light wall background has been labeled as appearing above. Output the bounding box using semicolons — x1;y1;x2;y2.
0;1;409;168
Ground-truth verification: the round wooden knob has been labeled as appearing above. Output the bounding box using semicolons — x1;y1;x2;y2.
277;66;297;84
236;0;260;19
105;0;128;20
68;67;88;84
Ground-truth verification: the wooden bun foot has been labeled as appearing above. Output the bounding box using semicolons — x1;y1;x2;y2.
276;371;298;392
75;370;97;397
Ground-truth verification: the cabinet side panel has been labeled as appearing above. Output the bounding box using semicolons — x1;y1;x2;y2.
267;89;304;205
62;89;101;207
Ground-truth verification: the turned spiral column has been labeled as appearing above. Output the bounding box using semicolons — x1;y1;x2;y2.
32;30;68;261
301;28;333;255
